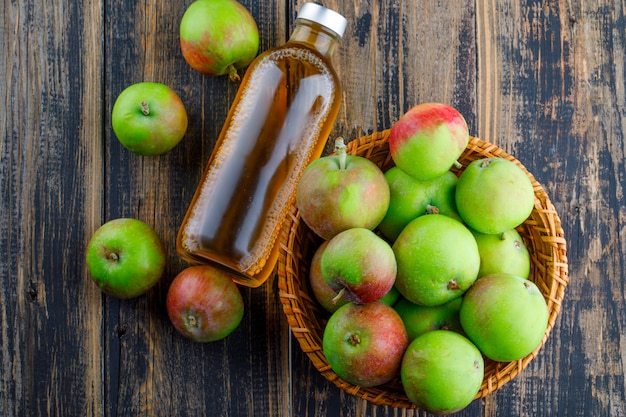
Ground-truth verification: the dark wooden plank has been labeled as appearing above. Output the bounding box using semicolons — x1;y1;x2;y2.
102;1;290;416
0;0;104;416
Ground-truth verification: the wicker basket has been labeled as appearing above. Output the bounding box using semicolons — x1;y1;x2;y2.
277;129;569;409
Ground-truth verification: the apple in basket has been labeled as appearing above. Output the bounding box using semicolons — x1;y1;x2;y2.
392;214;480;307
459;273;549;362
309;241;349;313
378;166;461;242
471;228;531;279
394;296;464;342
321;228;397;305
401;330;484;414
455;157;535;234
323;302;409;387
296;138;390;241
389;102;469;181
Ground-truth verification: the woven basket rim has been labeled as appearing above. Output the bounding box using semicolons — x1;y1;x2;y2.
277;130;569;409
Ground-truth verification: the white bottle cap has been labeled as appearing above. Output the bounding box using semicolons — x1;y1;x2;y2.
296;3;348;38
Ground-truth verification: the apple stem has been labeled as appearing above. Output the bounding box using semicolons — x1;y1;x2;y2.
228;65;241;82
141;101;150;116
454;160;463;169
499;232;506;240
335;137;347;170
426;204;440;214
331;287;346;305
447;279;461;290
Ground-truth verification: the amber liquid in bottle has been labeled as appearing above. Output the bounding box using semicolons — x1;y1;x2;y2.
177;22;343;287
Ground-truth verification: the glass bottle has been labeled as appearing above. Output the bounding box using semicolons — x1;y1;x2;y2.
177;3;348;287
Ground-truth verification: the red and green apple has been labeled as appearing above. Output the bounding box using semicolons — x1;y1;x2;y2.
166;265;244;343
323;302;409;387
179;0;259;81
321;228;397;305
296;138;390;241
389;102;469;181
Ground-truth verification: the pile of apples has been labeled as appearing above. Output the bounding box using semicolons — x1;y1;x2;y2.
296;102;549;414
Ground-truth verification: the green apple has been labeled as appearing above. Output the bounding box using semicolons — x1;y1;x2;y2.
392;214;480;306
389;103;469;181
296;138;390;240
472;228;531;279
323;302;409;387
379;285;401;306
86;218;166;298
166;265;244;342
111;82;188;156
378;166;461;242
394;296;463;342
401;330;484;413
460;273;549;362
179;0;259;81
456;157;535;234
321;228;397;305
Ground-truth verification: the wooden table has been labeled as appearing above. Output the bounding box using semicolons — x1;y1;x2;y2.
2;1;624;416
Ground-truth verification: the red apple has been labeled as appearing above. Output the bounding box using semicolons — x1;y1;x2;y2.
389;102;469;180
179;0;259;81
166;265;244;343
323;302;409;387
111;82;188;156
85;218;166;299
321;228;397;305
296;138;390;240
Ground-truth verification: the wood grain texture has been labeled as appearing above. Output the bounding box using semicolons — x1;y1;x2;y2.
1;0;625;416
1;0;104;416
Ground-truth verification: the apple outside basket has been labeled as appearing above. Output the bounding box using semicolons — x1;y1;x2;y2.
277;129;569;409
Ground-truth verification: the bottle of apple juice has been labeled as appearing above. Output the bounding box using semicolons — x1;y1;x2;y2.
177;3;348;287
